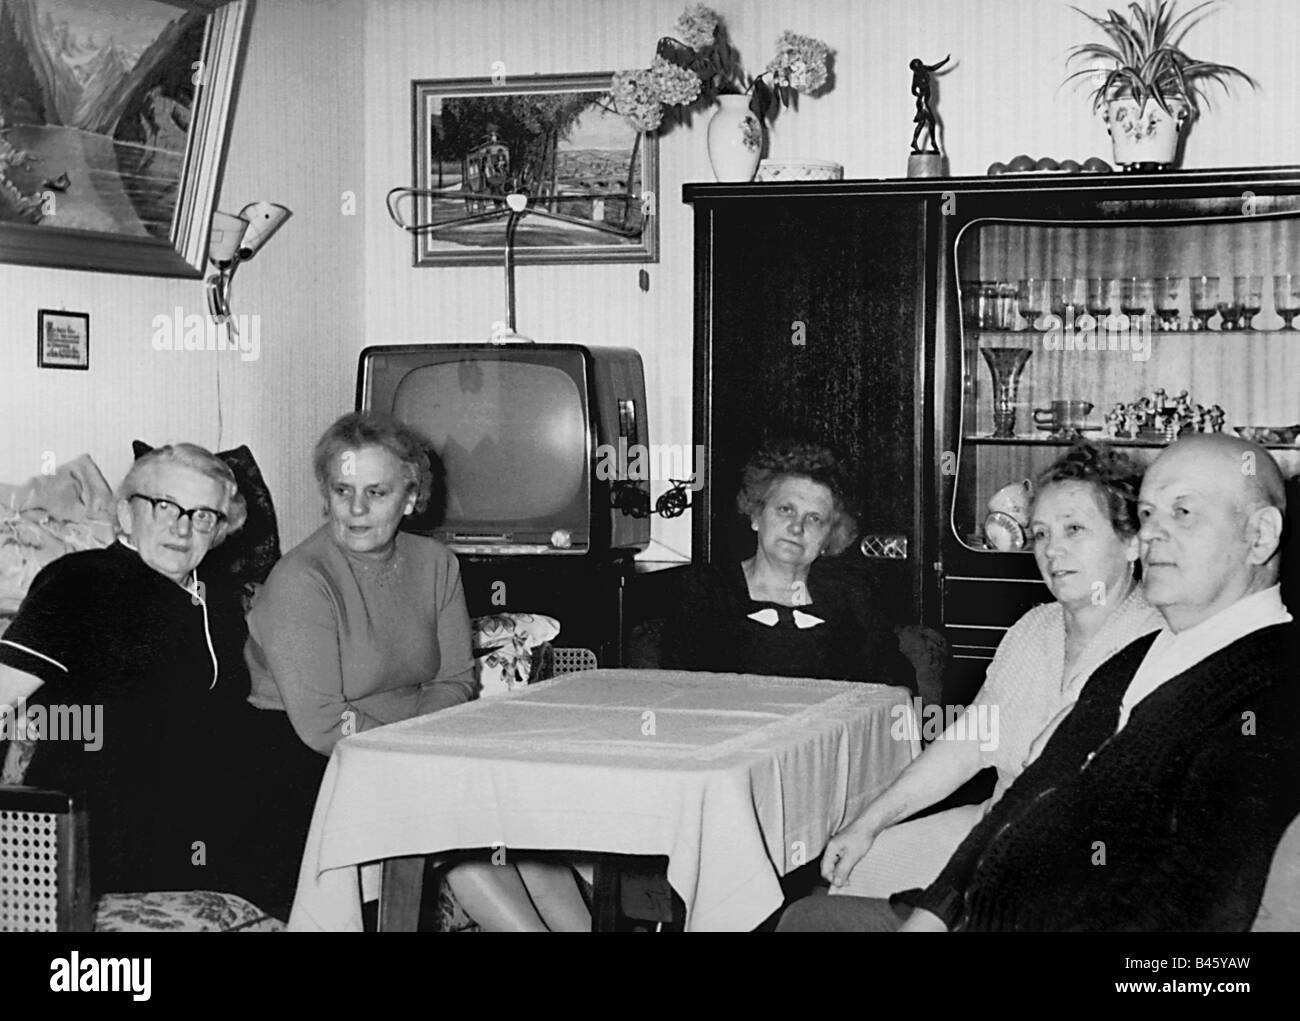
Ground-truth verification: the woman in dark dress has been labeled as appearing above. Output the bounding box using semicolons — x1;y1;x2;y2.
662;439;914;690
0;444;258;901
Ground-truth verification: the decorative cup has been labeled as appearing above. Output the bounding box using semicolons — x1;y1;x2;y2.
1034;399;1095;434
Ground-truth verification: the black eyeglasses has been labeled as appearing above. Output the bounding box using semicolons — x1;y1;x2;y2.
129;494;227;534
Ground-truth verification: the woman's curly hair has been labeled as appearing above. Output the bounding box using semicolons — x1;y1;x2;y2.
1033;440;1144;538
313;411;439;513
736;438;858;555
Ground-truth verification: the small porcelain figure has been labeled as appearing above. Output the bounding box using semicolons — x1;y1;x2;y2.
1104;403;1124;438
1136;397;1153;431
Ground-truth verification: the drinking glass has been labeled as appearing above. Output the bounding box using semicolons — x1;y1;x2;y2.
991;282;1019;330
1274;273;1300;329
1085;277;1113;330
1051;277;1084;326
1119;276;1153;329
1189;275;1220;331
1017;277;1050;331
1235;274;1263;330
1155;276;1184;330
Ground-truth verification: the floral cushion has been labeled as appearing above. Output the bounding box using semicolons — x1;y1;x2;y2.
94;890;284;932
472;613;560;697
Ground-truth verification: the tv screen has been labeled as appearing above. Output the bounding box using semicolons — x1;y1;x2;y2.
359;342;649;556
392;359;586;524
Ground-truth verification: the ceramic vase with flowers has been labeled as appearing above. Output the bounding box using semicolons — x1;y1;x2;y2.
612;4;834;183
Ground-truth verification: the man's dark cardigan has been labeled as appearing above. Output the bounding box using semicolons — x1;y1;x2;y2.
914;623;1299;931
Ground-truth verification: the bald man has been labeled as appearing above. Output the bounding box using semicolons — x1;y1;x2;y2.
780;435;1298;931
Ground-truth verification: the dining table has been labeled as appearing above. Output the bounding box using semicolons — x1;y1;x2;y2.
287;668;921;932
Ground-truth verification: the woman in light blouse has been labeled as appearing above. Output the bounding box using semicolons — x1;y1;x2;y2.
817;442;1163;902
246;411;589;930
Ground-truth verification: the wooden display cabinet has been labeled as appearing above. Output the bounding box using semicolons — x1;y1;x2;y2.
687;167;1300;705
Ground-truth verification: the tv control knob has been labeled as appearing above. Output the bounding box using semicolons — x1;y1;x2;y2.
550;529;572;549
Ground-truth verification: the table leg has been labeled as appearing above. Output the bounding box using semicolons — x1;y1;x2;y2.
590;855;621;932
378;855;427;931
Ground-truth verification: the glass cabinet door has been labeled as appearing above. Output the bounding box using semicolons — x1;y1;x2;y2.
951;208;1300;554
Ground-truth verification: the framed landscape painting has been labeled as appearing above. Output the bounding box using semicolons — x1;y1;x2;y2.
404;72;659;266
0;0;252;277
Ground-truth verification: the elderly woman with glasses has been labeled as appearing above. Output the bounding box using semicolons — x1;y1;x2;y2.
0;443;258;900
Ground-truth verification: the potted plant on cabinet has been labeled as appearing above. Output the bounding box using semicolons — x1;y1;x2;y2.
1065;0;1257;170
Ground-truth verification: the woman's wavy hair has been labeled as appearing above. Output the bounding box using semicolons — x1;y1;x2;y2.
312;411;438;513
1033;440;1144;539
115;443;247;546
736;438;858;556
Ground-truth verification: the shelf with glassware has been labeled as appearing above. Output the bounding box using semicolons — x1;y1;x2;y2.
952;214;1300;554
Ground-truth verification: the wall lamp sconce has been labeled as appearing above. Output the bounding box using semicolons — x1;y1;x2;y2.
206;201;292;324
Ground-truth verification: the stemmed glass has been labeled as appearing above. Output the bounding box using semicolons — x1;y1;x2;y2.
1189;275;1220;331
1119;277;1153;330
1155;276;1184;331
1085;277;1112;331
1051;277;1084;328
1235;274;1263;331
1017;278;1049;331
1274;273;1300;330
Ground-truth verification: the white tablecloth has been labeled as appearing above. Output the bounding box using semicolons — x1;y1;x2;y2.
288;669;919;932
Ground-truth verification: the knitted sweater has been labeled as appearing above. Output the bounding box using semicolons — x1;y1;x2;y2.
915;623;1299;931
246;525;475;755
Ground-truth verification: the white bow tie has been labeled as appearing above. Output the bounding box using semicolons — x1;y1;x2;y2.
747;608;825;629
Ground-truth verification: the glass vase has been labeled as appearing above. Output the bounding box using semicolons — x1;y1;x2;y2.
981;347;1033;439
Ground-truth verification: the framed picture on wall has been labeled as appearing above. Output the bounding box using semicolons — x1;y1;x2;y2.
397;72;659;266
0;0;253;278
37;309;89;370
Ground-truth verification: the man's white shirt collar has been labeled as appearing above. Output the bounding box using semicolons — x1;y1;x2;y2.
1118;585;1291;730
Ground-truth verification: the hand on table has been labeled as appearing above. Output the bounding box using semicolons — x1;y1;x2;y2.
821;817;877;889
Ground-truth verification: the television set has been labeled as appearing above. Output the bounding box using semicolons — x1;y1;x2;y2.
356;342;650;557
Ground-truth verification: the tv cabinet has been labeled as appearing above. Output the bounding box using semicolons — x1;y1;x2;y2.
685;166;1300;705
457;555;685;666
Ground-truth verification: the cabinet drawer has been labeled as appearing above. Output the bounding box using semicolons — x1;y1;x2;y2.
943;576;1050;630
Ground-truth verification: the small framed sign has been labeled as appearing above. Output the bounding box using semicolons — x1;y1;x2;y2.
37;309;90;370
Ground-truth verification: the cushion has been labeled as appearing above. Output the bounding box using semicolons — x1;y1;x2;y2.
94;890;284;932
471;612;560;697
132;441;281;596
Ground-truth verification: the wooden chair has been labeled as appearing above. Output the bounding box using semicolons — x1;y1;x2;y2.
0;783;282;932
0;786;91;931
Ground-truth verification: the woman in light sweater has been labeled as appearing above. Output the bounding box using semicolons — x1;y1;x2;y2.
821;442;1164;898
246;411;589;930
